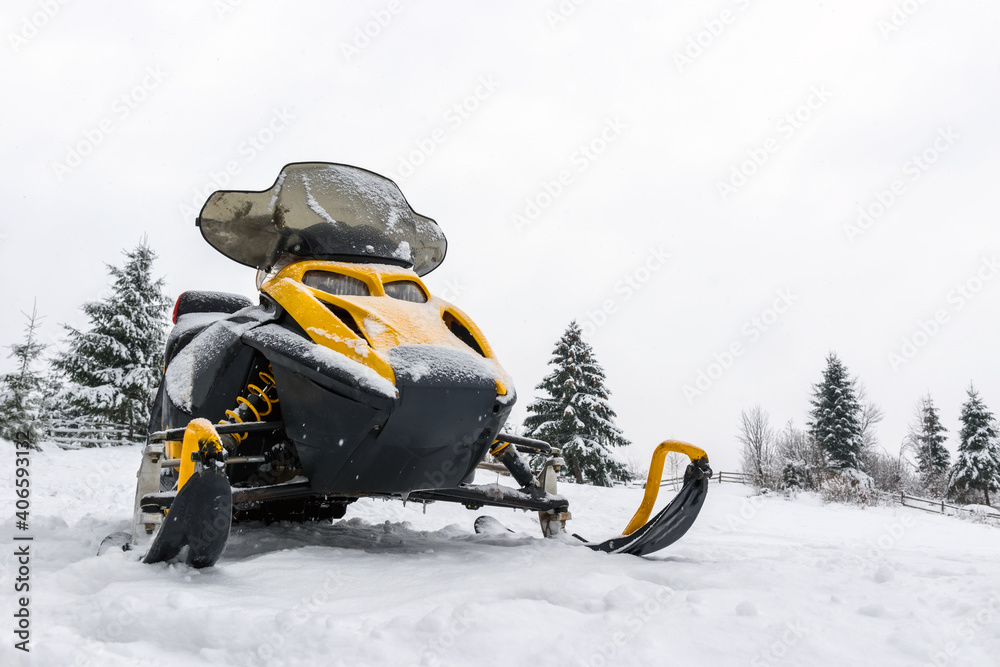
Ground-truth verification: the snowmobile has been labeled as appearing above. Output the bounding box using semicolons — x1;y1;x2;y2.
116;162;713;568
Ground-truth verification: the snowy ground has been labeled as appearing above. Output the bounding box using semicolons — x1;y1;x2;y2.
2;442;999;667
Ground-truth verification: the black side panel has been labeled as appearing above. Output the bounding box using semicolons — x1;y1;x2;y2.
268;364;388;493
153;303;281;433
162;343;256;429
158;325;260;430
375;382;498;491
277;373;507;495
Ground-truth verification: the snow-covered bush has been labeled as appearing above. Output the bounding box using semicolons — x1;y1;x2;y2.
772;422;826;492
780;459;811;491
820;469;878;506
961;504;1000;526
860;447;920;495
758;420;894;506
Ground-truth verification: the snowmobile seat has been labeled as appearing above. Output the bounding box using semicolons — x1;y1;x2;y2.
163;291;256;366
173;291;254;321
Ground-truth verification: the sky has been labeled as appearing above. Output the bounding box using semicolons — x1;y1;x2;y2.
2;0;998;471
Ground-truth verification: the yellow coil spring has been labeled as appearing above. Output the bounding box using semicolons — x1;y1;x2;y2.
221;369;279;444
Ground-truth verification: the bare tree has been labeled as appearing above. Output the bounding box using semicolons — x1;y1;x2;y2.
626;457;650;485
859;445;919;494
665;451;687;490
855;382;885;451
737;405;775;488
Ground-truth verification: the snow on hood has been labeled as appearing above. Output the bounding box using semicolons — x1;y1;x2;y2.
389;344;513;397
243;323;398;400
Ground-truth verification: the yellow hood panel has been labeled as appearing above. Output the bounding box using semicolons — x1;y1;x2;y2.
260;261;506;394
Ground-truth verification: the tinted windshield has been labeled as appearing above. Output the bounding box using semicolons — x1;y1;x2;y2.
197;163;447;276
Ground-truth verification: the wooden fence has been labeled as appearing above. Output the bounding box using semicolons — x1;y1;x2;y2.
716;471;751;485
47;421;145;449
654;476;1000;526
651;470;750;489
900;492;1000;522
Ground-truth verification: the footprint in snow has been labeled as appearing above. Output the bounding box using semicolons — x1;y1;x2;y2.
858;604;887;617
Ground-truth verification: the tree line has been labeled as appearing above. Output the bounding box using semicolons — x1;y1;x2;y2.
0;241;170;449
11;247;990;507
738;352;1000;506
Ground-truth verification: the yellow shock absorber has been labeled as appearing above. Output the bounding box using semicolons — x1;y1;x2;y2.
220;368;280;444
622;441;710;536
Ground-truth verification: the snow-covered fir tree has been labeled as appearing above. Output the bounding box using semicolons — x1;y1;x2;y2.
947;385;1000;506
807;352;863;470
522;321;631;486
911;394;950;493
0;302;48;448
53;241;171;443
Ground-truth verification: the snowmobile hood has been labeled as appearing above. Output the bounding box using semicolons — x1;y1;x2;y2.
197;163;447;276
259;259;511;397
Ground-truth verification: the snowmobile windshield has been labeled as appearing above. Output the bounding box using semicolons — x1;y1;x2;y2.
197;163;447;276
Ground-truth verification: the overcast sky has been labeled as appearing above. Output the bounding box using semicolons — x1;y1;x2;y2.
2;0;998;470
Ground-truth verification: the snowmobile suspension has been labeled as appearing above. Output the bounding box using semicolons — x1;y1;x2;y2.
489;435;570;536
488;440;539;491
488;433;555;490
221;367;280;445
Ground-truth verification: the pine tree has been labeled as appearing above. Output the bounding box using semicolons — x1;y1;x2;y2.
0;302;48;448
807;352;863;470
911;394;950;493
948;385;1000;506
53;241;171;443
522;321;631;486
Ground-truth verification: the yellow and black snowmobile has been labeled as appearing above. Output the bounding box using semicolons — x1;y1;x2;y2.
116;163;712;567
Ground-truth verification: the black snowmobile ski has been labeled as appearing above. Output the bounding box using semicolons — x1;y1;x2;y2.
473;515;515;536
97;531;132;556
582;459;711;556
142;467;232;568
473;452;711;556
